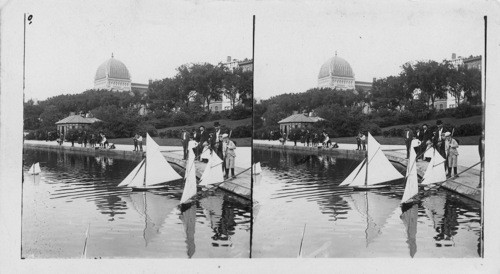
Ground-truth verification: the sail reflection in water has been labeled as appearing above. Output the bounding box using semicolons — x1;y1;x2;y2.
400;203;418;258
253;148;482;258
22;148;250;258
345;191;400;247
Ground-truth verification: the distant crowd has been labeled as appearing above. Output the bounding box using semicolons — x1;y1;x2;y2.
47;131;115;149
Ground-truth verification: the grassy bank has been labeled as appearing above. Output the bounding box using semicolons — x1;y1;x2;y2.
110;137;252;147
157;118;251;132
381;115;482;131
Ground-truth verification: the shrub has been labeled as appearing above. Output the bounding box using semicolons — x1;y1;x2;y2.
455;123;482;136
229;105;252;120
230;125;252;138
453;103;482;118
397;110;417;124
159;131;167;138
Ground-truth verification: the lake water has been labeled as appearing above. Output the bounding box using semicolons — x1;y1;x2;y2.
22;148;250;258
252;148;482;258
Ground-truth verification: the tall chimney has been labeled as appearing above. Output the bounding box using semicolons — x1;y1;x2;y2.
452;53;456;60
227;56;231;62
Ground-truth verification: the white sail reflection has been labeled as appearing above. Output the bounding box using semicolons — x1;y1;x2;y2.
123;191;178;246
400;203;418;258
345;191;400;246
179;203;197;258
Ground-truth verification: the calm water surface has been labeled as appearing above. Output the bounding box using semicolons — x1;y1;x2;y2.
22;148;250;258
252;148;482;258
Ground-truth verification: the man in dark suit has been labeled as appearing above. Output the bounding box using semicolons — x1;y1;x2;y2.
210;122;224;170
403;126;414;159
418;124;432;160
180;128;190;160
197;125;209;161
433;120;447;170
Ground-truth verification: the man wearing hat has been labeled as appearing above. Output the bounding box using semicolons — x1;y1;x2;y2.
197;125;210;162
403;126;414;159
222;133;237;179
211;122;224;168
180;128;190;160
445;131;459;177
433;120;448;170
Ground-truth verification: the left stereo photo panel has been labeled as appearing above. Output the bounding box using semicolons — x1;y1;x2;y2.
21;2;253;259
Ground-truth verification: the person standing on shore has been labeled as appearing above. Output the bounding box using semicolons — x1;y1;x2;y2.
433;120;447;171
197;126;209;162
137;133;143;152
360;132;366;151
211;122;224;169
133;133;139;151
403;126;414;159
222;133;236;179
445;132;459;177
181;128;190;160
419;124;431;160
356;132;362;150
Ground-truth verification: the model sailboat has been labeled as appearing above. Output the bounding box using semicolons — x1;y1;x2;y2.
198;152;224;187
339;133;403;189
180;149;198;204
252;162;262;175
401;148;419;204
118;133;182;190
420;148;446;187
28;162;41;175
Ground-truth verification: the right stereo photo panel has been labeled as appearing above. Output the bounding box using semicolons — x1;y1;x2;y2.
252;3;484;258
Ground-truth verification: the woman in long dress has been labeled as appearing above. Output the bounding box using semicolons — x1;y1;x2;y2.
222;134;236;179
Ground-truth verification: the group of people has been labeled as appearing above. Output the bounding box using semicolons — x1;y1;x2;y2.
132;133;143;152
181;122;237;180
404;120;460;178
54;131;113;149
273;129;338;148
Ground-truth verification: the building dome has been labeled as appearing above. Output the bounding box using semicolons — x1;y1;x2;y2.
318;55;354;79
95;55;131;81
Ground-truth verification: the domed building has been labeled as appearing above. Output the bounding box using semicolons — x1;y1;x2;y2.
318;53;355;90
94;54;132;92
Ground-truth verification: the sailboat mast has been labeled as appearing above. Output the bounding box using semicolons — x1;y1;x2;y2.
365;134;368;186
143;153;147;187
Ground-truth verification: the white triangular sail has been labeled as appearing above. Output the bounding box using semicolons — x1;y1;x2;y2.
421;148;446;186
253;162;262;175
180;154;198;204
126;160;147;188
199;152;224;187
341;133;403;187
28;162;41;175
118;159;145;187
143;134;182;187
401;148;419;204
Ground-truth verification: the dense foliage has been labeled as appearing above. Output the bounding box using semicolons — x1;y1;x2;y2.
254;59;481;139
24;62;252;140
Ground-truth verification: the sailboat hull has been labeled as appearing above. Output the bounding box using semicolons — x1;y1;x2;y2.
131;184;169;191
352;184;390;190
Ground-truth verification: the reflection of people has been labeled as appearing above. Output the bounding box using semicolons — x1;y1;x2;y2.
222;134;236;179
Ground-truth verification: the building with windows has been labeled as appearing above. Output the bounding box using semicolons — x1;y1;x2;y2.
94;54;149;95
56;112;101;137
278;111;324;135
206;56;253;112
318;53;373;92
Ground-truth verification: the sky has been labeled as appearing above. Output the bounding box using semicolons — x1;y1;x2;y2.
252;1;488;99
1;0;491;101
2;0;254;100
